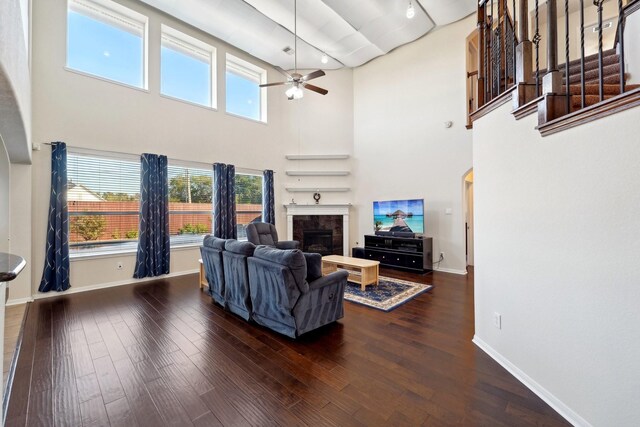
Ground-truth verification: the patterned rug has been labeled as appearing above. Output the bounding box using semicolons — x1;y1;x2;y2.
344;275;433;312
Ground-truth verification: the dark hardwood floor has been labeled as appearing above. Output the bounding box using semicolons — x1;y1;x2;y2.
5;267;570;426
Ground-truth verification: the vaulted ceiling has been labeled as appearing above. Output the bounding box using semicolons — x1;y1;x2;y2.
140;0;476;70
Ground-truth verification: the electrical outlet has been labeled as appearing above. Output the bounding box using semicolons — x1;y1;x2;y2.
117;262;123;270
493;312;502;329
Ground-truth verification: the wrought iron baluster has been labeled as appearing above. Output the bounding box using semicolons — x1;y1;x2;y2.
580;0;586;108
513;0;516;87
534;0;541;96
594;0;605;102
485;7;489;102
565;0;570;112
503;0;508;92
497;0;502;95
618;0;626;93
489;0;496;99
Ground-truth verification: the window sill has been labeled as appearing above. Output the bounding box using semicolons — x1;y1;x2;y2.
159;94;218;112
70;242;202;261
64;66;149;93
225;111;267;125
70;248;138;261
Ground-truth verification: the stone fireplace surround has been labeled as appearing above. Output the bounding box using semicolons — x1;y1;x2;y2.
284;204;350;256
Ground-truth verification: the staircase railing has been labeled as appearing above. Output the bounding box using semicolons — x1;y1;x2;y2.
477;0;519;105
471;0;639;129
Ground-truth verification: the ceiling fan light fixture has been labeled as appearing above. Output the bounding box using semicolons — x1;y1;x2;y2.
286;85;304;100
321;53;328;64
406;1;415;19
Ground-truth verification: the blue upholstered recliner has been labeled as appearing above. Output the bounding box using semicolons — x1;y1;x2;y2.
200;235;227;307
222;240;256;321
246;222;299;250
248;246;348;338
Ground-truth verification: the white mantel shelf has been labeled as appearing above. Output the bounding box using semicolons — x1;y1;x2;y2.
284;204;351;255
285;187;350;193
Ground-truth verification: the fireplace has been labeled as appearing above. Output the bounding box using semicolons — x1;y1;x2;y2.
285;204;350;256
303;229;334;255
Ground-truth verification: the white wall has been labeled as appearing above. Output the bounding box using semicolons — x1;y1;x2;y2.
624;10;640;84
0;0;31;164
352;16;475;273
0;143;9;254
281;69;354;207
473;102;640;426
28;0;354;296
8;164;32;302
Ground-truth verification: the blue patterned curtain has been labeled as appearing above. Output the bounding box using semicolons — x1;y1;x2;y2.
262;169;275;225
134;154;170;279
39;142;70;292
213;163;237;239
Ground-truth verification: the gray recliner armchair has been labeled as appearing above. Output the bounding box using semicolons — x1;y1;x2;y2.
222;240;256;321
247;246;348;338
246;222;299;250
200;235;227;307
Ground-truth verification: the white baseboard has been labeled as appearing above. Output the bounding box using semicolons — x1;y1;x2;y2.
433;266;468;275
6;297;34;306
472;335;590;427
31;269;199;301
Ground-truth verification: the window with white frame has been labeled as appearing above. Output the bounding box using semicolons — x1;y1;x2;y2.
67;150;141;255
168;162;213;246
161;26;216;108
226;54;267;122
235;173;263;240
67;0;148;89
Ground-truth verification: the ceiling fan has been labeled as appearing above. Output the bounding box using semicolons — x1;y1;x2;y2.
259;0;328;100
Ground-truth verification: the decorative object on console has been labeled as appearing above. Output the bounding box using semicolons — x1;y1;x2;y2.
313;191;321;204
344;275;432;312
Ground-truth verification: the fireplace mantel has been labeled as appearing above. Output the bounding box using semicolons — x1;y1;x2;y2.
284;204;351;255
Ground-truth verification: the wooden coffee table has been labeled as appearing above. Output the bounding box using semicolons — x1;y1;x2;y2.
322;255;380;291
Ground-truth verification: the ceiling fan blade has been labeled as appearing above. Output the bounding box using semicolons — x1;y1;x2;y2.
274;66;292;79
302;70;325;81
259;81;288;88
303;83;328;95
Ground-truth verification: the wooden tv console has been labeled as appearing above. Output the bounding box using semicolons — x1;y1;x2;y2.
364;234;433;272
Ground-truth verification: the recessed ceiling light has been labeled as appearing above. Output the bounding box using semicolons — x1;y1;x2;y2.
321;53;328;64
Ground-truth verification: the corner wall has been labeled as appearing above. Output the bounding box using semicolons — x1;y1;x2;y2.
473;102;640;426
352;16;475;273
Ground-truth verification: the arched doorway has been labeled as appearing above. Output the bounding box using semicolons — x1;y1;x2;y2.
463;170;474;266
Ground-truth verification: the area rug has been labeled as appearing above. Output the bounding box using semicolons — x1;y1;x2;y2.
343;275;433;312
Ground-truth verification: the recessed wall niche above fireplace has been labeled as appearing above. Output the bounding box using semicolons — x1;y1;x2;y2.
284;204;350;256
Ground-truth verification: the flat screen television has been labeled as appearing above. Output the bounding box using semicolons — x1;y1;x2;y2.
373;199;424;235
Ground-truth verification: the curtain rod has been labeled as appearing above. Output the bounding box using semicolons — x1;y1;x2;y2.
41;142;272;173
